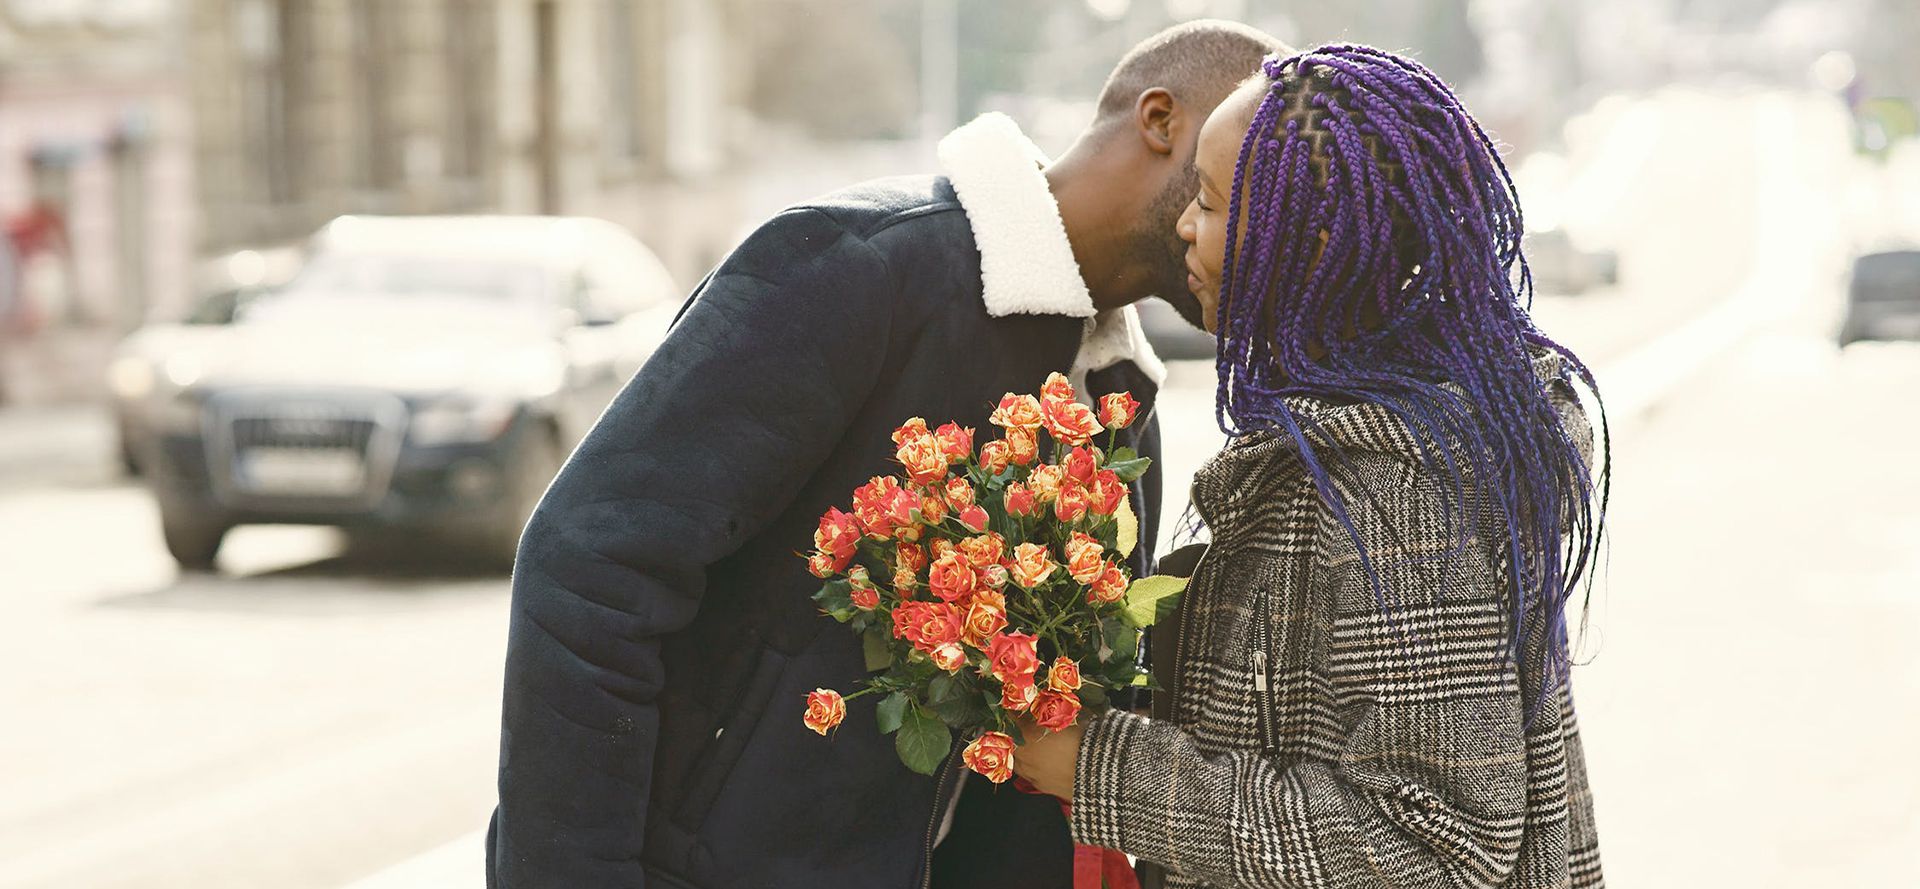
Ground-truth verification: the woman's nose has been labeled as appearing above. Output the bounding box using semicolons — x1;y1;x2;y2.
1176;200;1198;244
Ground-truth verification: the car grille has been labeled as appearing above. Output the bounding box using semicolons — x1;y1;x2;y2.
205;392;406;509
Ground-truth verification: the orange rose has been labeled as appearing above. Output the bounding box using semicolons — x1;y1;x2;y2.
1040;371;1077;406
1005;428;1040;466
957;504;989;532
1027;464;1065;503
1099;392;1141;429
806;549;840;578
957;532;1005;567
1062;447;1099;487
989;394;1045;431
986;630;1040;682
928;551;977;604
897;433;948;486
1088;470;1127;516
803;688;846;736
962;600;1008;648
929;537;956;561
979;440;1013;475
998;676;1039;713
971;587;1006;613
852;477;906;539
1003;482;1037;517
849;567;880;610
1031;689;1083;732
920;493;949;525
891;417;931;445
944;477;976;509
1043;397;1102;447
897;541;929;573
1064;532;1105;584
1053;484;1092;524
1007;542;1056;589
893;601;963;651
934;422;974;463
963;731;1017;783
1088;562;1126;604
930;641;967;673
815;507;861;558
893;565;920;593
1047;657;1083;692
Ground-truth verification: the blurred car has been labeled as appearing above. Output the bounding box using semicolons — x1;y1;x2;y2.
108;247;306;475
1135;295;1217;361
1523;227;1619;296
1838;249;1920;345
132;215;679;570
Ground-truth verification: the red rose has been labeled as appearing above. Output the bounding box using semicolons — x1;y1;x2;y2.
897;433;948;486
891;417;931;445
956;532;1005;568
1088;562;1127;604
962;599;1008;648
986;630;1040;683
852;476;906;539
1031;689;1083;732
1062;446;1099;487
896;541;929;573
806;549;842;578
930;641;967;673
1005;428;1040;466
928;551;978;604
998;675;1039;713
1053;484;1092;524
803;688;846;735
815;507;861;559
934;422;974;463
1043;398;1102;447
1006;543;1056;589
1046;656;1083;692
1099;392;1141;429
919;492;949;526
1088;470;1127;516
963;731;1017;783
989;394;1044;431
958;504;990;532
944;477;976;509
1040;371;1077;406
1064;532;1105;584
1004;482;1037;517
979;440;1013;475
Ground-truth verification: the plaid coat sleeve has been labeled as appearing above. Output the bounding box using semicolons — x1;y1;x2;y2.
1068;453;1534;888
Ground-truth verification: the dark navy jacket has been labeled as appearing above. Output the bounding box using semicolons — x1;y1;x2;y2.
487;173;1164;889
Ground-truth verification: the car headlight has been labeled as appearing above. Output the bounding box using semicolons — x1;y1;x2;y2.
108;356;155;400
409;398;519;446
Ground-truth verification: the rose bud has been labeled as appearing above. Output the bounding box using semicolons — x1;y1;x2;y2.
1043;397;1102;447
1006;543;1056;589
1003;482;1037;517
1064;532;1105;584
1099;392;1141;429
1088;470;1127;516
978;440;1013;475
849;583;880;611
897;434;949;486
1026;464;1065;503
989;393;1045;431
1005;427;1040;466
957;504;990;532
962;600;1008;648
806;549;840;579
1088;562;1127;604
1062;447;1099;487
1047;657;1083;693
998;676;1040;713
944;477;976;509
930;641;968;673
1031;689;1083;732
1040;371;1077;405
963;731;1017;784
978;563;1010;590
920;493;949;526
882;487;921;539
891;417;931;446
897;541;929;573
893;566;920;594
986;630;1040;683
802;688;846;736
934;422;974;463
957;532;1005;567
928;551;977;604
1053;484;1092;524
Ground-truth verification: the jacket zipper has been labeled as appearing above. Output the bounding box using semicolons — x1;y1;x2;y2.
1253;584;1277;754
918;746;961;889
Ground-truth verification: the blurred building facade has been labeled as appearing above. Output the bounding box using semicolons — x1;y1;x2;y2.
187;0;751;291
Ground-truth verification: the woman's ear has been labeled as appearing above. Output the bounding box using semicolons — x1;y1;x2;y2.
1133;88;1177;156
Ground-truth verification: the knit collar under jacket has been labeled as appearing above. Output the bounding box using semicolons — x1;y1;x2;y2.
937;112;1168;388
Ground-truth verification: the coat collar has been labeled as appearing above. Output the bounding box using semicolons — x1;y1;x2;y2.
938;112;1167;387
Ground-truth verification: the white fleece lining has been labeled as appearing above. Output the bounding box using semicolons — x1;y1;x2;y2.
937;112;1168;387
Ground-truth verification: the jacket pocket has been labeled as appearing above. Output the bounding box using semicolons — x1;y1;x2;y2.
671;644;787;833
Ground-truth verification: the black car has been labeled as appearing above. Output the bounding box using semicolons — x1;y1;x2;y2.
1839;250;1920;345
135;215;678;570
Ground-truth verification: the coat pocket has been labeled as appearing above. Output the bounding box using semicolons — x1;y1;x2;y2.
671;645;788;833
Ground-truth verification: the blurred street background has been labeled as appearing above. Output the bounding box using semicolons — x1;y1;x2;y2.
1;0;1917;887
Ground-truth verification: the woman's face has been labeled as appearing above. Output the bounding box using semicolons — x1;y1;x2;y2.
1176;86;1261;336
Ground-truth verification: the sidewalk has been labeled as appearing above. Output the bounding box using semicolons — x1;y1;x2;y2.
0;402;120;494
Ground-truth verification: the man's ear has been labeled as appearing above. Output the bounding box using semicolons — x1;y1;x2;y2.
1133;88;1177;156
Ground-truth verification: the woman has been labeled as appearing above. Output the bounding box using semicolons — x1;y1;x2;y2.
1012;46;1608;889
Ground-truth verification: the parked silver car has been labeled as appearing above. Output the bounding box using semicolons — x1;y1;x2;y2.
129;215;679;570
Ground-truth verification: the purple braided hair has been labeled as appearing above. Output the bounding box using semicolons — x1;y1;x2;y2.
1214;46;1609;714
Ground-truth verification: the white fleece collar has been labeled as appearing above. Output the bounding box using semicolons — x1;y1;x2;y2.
937;113;1167;387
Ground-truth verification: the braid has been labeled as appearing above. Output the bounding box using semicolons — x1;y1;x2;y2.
1214;46;1609;718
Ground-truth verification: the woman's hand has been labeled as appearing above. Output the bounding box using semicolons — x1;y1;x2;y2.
1009;715;1083;801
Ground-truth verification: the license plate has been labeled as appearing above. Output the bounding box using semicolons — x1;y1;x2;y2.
238;448;367;496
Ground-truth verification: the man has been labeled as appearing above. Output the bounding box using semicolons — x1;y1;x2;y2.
488;21;1283;889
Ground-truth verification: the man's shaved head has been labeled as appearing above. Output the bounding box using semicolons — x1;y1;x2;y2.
1095;20;1285;126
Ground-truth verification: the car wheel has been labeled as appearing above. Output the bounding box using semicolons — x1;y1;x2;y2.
482;430;563;569
161;506;228;572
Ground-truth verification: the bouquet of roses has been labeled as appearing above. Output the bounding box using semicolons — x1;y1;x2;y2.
798;372;1186;784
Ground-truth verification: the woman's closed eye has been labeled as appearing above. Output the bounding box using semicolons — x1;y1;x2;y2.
1194;191;1214;213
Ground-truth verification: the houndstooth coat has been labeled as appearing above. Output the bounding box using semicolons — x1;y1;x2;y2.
1069;356;1604;889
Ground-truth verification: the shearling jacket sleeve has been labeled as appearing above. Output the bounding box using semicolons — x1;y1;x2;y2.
1068;455;1533;889
488;209;893;888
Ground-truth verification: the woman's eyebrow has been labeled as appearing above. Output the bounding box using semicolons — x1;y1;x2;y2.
1198;167;1223;196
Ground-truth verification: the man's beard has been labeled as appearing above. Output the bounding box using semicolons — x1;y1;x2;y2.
1131;169;1207;331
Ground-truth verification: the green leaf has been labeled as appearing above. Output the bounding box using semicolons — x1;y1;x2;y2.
1121;575;1188;628
813;579;853;614
1077;682;1110;709
896;706;952;776
926;672;989;725
863;629;894;672
1109;447;1139;464
875;692;908;734
1128;672;1163;690
1103;617;1139;665
1113;496;1139;558
1105;456;1152;484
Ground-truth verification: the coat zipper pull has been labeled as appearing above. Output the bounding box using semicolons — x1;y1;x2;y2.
1252;649;1268;692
